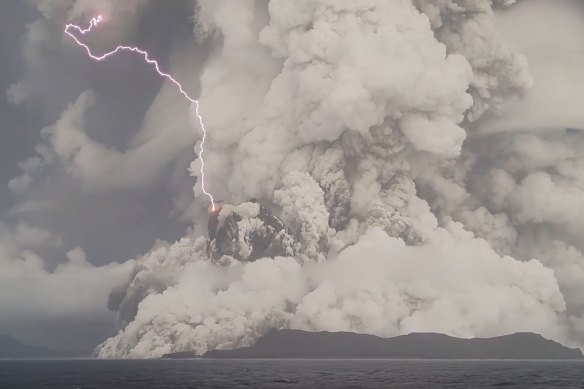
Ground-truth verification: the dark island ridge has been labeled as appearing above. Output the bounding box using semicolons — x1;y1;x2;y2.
174;330;584;360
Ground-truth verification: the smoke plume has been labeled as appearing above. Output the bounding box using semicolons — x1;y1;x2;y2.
6;0;584;357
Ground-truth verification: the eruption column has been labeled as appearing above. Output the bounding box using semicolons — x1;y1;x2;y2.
64;16;216;211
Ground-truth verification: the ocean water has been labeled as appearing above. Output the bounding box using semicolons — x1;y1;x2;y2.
0;359;583;389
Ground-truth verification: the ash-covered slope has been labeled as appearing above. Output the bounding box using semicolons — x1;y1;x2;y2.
204;330;583;360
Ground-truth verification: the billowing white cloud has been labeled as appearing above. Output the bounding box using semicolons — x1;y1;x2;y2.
96;227;565;358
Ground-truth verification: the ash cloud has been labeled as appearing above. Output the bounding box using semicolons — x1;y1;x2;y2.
3;0;584;357
4;0;204;266
96;224;565;358
97;0;584;357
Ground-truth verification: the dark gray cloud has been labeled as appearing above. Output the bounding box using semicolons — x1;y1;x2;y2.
2;0;201;266
0;1;42;215
0;0;207;353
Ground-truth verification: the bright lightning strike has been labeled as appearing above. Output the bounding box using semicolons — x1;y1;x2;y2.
64;15;217;211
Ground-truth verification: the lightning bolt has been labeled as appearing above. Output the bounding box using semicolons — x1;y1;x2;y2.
64;15;216;211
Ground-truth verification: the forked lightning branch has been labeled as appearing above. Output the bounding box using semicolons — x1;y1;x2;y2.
64;15;217;211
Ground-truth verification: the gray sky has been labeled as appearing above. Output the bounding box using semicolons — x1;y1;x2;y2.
0;0;202;354
1;1;198;266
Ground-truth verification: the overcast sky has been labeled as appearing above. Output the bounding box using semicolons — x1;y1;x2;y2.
1;1;199;266
0;0;204;354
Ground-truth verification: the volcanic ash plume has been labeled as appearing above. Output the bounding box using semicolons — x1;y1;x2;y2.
92;0;584;357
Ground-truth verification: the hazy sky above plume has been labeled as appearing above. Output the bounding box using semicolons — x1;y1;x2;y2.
1;0;584;356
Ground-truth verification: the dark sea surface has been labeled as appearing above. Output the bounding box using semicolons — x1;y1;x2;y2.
0;359;583;389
